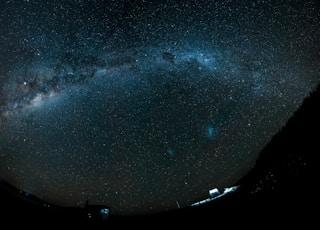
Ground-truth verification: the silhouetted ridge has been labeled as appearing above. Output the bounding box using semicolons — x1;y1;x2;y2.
256;82;320;165
237;81;320;214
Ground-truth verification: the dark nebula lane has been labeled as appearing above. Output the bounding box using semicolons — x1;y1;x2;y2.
0;0;320;215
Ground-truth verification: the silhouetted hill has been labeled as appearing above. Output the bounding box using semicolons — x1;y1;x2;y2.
234;82;320;222
248;82;319;184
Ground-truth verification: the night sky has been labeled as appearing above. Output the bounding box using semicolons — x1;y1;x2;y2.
0;0;319;216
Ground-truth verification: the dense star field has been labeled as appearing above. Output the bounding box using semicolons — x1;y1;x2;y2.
0;0;319;215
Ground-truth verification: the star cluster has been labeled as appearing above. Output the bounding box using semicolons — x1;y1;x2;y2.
0;0;319;215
